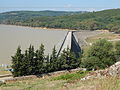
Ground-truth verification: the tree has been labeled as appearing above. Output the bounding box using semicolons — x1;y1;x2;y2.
82;39;116;70
58;47;80;70
11;44;80;77
44;54;51;73
50;46;58;71
81;56;102;70
21;50;29;75
26;45;35;75
69;52;80;69
35;44;45;74
11;46;24;77
115;41;120;61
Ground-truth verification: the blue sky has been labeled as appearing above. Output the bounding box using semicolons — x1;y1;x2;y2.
0;0;120;12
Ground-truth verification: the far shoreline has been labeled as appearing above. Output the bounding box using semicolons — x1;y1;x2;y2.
0;24;73;31
0;24;110;32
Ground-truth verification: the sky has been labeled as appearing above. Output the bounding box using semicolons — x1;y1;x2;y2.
0;0;120;12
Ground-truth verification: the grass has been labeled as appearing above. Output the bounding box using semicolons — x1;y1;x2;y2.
116;79;120;90
52;71;89;82
0;78;66;90
0;71;89;90
0;71;120;90
65;76;120;90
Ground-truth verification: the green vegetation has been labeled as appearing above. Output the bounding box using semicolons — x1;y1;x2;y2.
1;9;120;32
11;45;81;77
115;41;120;61
0;10;85;25
52;71;89;82
81;39;116;70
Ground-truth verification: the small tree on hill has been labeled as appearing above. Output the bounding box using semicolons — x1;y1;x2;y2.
11;46;24;77
50;46;58;71
22;50;29;75
27;45;35;75
44;54;51;73
35;44;45;74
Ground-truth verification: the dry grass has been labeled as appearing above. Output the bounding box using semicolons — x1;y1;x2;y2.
0;77;66;90
0;71;11;75
0;71;120;90
64;76;120;90
86;32;120;44
81;32;120;55
0;67;11;75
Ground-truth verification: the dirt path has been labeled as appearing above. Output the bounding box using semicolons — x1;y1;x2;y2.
0;77;13;81
0;74;13;81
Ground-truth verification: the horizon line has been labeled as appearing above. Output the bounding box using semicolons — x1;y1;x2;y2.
0;8;119;13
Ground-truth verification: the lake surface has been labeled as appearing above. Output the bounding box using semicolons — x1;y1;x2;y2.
0;25;68;65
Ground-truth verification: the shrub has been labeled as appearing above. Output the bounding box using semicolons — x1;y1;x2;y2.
81;39;116;70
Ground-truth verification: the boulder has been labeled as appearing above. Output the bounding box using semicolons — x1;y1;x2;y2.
108;61;120;77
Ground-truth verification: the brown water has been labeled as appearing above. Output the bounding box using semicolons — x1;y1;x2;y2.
0;25;68;65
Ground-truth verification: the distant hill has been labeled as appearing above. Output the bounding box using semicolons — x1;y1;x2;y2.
0;10;86;22
0;9;120;32
0;10;85;16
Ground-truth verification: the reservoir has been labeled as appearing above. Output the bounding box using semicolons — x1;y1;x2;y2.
0;25;68;65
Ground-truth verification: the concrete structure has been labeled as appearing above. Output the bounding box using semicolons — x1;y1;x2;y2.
57;31;81;57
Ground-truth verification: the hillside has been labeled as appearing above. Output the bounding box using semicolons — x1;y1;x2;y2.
0;70;120;90
0;9;120;32
0;10;85;17
0;10;85;24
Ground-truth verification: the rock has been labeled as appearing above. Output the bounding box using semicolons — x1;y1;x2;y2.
0;80;5;83
108;61;120;77
0;80;6;85
81;61;120;81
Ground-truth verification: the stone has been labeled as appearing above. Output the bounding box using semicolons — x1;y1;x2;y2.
108;61;120;77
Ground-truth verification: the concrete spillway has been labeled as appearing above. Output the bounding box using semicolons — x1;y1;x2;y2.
57;31;81;57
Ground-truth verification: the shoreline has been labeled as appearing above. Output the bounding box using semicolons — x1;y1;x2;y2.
0;24;74;31
0;24;109;32
31;26;70;31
